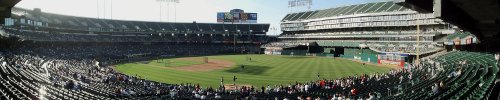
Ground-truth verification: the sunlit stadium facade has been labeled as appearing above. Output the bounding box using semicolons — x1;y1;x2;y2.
270;1;473;67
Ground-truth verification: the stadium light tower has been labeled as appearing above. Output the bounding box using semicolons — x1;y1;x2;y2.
96;0;99;19
110;0;113;19
288;0;313;13
157;0;180;22
270;27;277;36
96;0;113;19
103;0;106;19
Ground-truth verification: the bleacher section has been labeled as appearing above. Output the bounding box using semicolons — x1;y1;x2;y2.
441;32;478;46
317;41;361;48
383;51;498;99
446;32;472;41
3;28;266;43
368;42;444;55
262;41;312;48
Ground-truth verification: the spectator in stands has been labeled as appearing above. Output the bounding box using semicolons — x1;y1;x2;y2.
194;93;201;99
214;93;221;99
74;82;81;91
368;92;376;100
495;53;499;64
432;82;439;94
200;93;207;99
304;84;310;93
439;81;447;92
265;85;271;94
296;95;302;100
448;70;457;78
129;89;136;96
115;88;122;96
65;80;74;90
121;89;130;97
334;93;342;100
399;75;405;83
169;89;177;98
330;94;336;100
456;68;462;76
351;88;358;99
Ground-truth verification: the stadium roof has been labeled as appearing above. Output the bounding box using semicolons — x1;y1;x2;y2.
10;7;270;33
0;0;21;20
395;0;500;39
282;1;410;22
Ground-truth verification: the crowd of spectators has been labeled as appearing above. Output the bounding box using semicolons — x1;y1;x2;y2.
2;25;494;99
2;41;494;100
1;43;257;99
2;27;267;43
0;40;430;99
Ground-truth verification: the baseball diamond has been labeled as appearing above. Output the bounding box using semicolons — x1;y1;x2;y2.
115;55;394;87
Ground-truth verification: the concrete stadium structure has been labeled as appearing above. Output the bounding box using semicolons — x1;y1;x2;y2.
265;1;474;67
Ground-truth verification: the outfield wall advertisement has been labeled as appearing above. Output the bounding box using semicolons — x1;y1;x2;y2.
264;47;283;55
378;53;407;67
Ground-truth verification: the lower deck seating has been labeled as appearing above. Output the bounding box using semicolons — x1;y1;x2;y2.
0;47;498;100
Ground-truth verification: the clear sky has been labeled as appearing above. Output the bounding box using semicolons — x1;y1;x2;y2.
15;0;386;35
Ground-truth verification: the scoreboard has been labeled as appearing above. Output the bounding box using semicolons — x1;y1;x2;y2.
217;9;257;23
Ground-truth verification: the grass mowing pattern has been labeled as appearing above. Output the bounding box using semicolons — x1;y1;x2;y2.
147;59;204;67
115;55;392;87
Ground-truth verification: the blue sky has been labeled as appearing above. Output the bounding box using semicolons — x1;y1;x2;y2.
15;0;385;35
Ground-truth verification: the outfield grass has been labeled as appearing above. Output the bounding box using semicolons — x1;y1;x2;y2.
115;55;393;87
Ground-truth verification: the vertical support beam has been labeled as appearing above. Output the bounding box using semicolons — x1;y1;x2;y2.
416;19;420;65
234;33;237;53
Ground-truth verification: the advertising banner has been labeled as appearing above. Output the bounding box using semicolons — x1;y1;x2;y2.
217;12;225;22
378;53;407;68
224;12;233;22
248;13;257;20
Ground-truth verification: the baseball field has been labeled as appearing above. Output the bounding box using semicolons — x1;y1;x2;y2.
115;54;394;87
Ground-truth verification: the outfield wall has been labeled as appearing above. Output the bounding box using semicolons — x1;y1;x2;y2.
266;47;379;64
281;50;308;56
341;48;378;64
